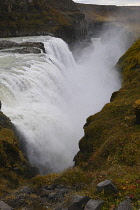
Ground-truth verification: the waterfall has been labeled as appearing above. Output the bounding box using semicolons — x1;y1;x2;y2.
0;30;128;174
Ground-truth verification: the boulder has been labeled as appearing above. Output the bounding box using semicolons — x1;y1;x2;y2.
84;199;104;210
0;201;13;210
117;197;133;210
68;195;90;210
97;180;117;193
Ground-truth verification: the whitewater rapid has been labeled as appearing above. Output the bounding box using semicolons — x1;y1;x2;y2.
0;31;128;174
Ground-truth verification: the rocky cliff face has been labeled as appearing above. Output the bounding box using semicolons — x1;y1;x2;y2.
0;0;87;43
0;110;38;194
76;3;140;38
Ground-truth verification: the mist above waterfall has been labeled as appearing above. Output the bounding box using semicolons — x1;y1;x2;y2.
0;28;130;174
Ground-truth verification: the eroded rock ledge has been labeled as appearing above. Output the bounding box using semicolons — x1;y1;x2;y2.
0;40;46;54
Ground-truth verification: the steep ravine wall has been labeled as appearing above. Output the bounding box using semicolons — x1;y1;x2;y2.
0;0;87;43
0;29;139;210
76;3;140;38
74;39;140;171
0;111;38;194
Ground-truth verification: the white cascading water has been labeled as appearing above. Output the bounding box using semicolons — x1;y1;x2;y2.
0;29;129;174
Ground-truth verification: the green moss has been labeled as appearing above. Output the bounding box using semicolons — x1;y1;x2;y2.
30;173;59;188
117;39;140;85
75;39;140;171
71;40;140;208
0;111;38;195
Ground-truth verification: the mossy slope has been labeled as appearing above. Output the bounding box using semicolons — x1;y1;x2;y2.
74;39;140;170
0;111;37;195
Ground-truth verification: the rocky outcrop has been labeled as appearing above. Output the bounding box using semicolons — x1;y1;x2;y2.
76;3;140;38
0;40;46;53
0;0;87;43
0;179;135;209
117;197;133;210
0;110;39;194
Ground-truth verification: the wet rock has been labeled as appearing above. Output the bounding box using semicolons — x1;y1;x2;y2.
3;47;42;54
20;42;46;53
0;41;45;53
117;197;133;210
97;180;117;193
68;195;90;210
0;201;13;210
0;41;17;49
84;199;104;210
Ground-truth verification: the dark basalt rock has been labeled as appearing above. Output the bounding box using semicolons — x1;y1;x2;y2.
0;0;87;44
2;47;41;54
97;180;118;193
20;42;46;53
117;197;133;210
68;195;90;210
84;199;104;210
0;41;46;53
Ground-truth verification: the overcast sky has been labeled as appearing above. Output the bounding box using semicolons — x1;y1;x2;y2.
73;0;140;6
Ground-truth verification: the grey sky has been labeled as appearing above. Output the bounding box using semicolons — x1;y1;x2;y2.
73;0;140;6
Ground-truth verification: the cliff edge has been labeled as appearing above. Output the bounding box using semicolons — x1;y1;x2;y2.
0;111;38;195
74;39;140;171
0;0;87;43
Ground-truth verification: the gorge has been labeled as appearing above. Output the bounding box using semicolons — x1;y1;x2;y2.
0;28;129;174
0;0;140;209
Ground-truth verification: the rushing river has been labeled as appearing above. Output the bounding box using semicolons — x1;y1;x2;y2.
0;30;128;174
